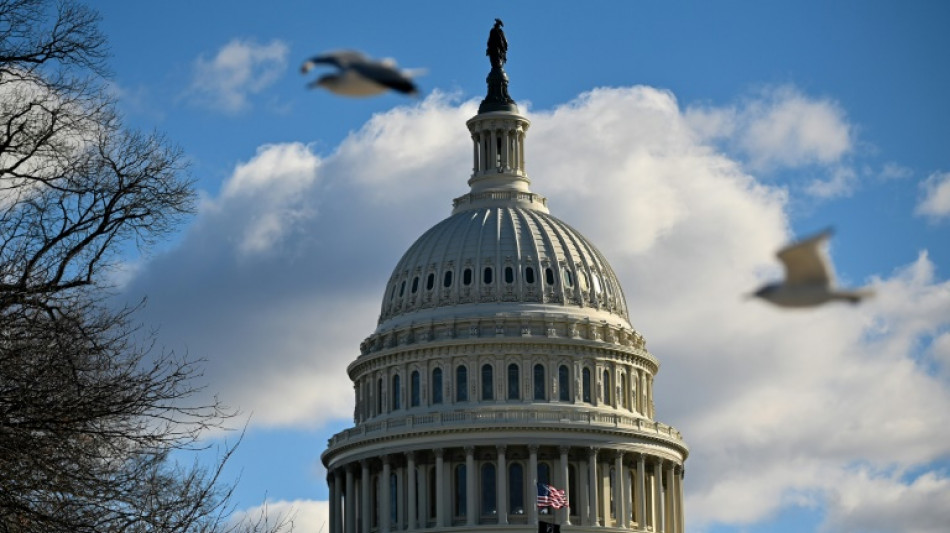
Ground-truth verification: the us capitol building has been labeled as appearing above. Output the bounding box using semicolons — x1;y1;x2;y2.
322;22;689;533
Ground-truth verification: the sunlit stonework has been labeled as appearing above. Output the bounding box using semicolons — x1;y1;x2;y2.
322;26;688;533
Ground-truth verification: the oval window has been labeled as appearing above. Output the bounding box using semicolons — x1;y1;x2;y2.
444;270;453;288
411;276;419;293
545;267;555;286
504;266;514;284
426;273;435;291
484;267;493;284
463;268;473;286
525;266;535;284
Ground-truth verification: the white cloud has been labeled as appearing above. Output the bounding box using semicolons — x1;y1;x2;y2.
879;162;913;181
823;468;950;533
686;86;855;196
121;87;950;532
231;499;328;533
915;171;950;220
804;165;858;198
188;39;288;113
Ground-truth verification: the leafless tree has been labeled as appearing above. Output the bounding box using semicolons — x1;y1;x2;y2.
0;2;290;531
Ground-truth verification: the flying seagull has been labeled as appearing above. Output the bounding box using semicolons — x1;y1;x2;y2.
751;229;873;308
301;50;419;97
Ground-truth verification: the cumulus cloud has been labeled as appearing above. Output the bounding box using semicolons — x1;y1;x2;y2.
187;39;288;113
915;171;950;220
121;86;950;531
686;85;855;197
231;499;328;533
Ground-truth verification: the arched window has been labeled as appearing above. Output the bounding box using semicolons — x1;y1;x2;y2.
603;369;611;405
377;377;383;414
457;366;468;402
455;464;467;518
392;374;401;410
533;364;545;400
558;365;570;402
563;268;574;288
545;267;556;286
620;373;627;409
632;377;638;412
482;364;494;401
525;266;535;284
582;368;591;404
507;363;519;400
481;464;496;515
483;267;493;284
504;266;514;284
538;463;551;486
463;268;473;286
432;368;443;405
411;370;420;407
509;463;524;515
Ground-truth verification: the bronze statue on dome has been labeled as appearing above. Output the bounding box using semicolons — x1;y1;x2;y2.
479;18;517;113
486;18;507;69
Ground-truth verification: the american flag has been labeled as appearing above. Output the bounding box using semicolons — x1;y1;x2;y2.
536;483;568;509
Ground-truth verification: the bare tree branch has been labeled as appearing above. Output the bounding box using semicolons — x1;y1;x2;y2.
0;2;290;532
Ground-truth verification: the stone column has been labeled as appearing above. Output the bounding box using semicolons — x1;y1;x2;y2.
419;462;429;528
489;129;497;170
435;448;445;527
560;446;571;525
500;130;509;170
472;134;479;173
396;467;404;531
529;445;539;525
656;461;666;533
635;455;646;530
407;453;417;531
615;452;626;528
345;466;356;533
579;455;590;526
496;445;508;525
361;461;371;533
587;448;599;526
466;447;477;526
333;470;343;533
678;467;686;533
381;458;392;533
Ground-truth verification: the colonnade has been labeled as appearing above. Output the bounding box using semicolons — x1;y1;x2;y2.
327;444;684;533
470;124;526;176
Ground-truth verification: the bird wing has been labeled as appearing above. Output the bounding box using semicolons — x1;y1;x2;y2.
301;50;367;73
776;228;834;286
351;61;418;95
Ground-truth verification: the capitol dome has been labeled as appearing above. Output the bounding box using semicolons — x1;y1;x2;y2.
377;200;631;330
324;22;687;533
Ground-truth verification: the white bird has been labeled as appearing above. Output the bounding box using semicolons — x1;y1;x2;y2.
301;50;419;97
751;229;873;308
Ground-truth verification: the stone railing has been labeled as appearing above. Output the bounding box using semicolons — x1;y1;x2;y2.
327;408;685;448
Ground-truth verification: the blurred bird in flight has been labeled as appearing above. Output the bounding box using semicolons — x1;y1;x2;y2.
751;229;874;308
301;50;420;97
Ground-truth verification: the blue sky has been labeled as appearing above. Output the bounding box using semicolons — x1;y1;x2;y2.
92;2;950;532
